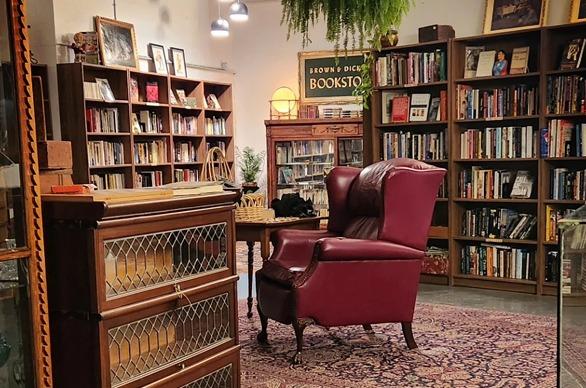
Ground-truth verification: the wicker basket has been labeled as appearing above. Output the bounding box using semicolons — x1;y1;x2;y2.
235;193;275;221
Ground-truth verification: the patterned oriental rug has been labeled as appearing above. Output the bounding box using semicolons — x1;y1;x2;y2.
239;301;559;387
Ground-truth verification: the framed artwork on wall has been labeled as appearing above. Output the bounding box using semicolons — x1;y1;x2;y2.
483;0;548;34
170;47;187;77
149;43;168;75
570;0;586;22
95;16;138;69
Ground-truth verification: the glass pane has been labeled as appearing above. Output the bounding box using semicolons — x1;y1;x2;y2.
0;1;26;251
0;259;33;387
338;138;363;167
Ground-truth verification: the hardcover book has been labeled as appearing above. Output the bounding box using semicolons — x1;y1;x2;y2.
560;38;586;70
409;93;431;122
427;97;441;121
464;46;485;78
381;91;405;124
146;82;159;103
510;171;533;199
129;77;139;102
475;50;496;77
391;96;410;123
510;47;530;75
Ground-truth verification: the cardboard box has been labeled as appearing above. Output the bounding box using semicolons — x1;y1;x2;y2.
40;169;73;194
38;141;72;169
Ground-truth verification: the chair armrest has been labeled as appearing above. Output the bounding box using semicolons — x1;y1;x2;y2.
269;229;338;269
317;238;424;262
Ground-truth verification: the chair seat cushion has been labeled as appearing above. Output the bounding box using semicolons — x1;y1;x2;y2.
257;260;306;288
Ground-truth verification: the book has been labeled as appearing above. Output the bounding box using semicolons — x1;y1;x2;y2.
375;49;447;86
176;89;188;105
95;78;115;102
460;126;536;159
131;113;141;134
169;89;178;105
475;50;496;77
129;77;139;102
83;81;100;99
382;130;446;161
409;93;430;122
560;38;586;70
381;91;404;124
427;97;440;121
510;171;533;199
206;94;221;110
509;47;530;75
456;84;537;119
146;82;159;102
464;46;484;78
160;181;223;196
546;74;586;114
391;96;410;123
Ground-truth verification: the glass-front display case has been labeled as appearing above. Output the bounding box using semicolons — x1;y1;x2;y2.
558;204;586;387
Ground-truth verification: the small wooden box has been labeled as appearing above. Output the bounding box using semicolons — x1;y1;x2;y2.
418;25;455;43
38;141;72;170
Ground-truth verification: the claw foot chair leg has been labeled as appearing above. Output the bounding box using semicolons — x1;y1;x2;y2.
291;319;308;364
257;305;269;345
401;322;417;349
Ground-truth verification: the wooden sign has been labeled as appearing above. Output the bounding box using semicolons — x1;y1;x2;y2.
299;51;365;103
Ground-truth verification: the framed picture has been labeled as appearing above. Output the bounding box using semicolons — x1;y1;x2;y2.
298;50;366;103
570;0;586;22
149;43;168;75
170;47;187;77
483;0;548;34
95;16;138;69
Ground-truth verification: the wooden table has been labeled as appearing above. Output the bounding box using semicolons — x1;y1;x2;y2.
235;217;322;318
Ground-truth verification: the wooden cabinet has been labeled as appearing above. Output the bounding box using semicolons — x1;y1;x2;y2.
43;193;240;387
266;118;363;216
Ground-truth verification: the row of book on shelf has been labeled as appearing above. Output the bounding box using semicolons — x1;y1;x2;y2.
297;104;363;119
89;168;201;190
460;244;535;280
382;91;447;124
277;164;331;185
542;120;586;157
382;130;446;161
275;141;335;164
90;173;125;190
460;126;536;160
135;171;164;188
456;84;537;120
88;141;124;166
551;168;586;201
134;140;167;165
86;108;119;133
547;75;586;115
545;206;576;242
172;113;198;135
132;111;164;134
174;141;197;163
459;168;533;199
375;49;447;87
461;208;536;240
205;117;227;136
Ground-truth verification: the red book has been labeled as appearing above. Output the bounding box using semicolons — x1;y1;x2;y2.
391;96;410;123
146;82;159;102
439;90;447;121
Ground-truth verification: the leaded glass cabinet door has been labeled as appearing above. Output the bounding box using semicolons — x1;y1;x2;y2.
0;0;52;386
558;205;586;387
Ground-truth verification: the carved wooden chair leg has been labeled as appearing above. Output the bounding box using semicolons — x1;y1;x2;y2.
291;319;307;365
401;322;417;349
257;304;269;345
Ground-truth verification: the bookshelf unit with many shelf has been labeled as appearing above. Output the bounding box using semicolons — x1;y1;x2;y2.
57;63;234;189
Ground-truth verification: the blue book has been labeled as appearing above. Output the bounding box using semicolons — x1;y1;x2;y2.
540;127;549;158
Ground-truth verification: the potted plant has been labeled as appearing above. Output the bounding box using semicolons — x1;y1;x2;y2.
237;146;265;193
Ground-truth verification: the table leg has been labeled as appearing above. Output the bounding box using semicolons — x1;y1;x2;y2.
247;241;254;318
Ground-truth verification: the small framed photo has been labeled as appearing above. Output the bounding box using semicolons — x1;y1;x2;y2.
483;0;548;34
149;43;168;75
95;16;138;69
570;0;586;23
170;47;187;77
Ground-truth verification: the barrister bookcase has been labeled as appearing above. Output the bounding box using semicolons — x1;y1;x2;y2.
42;193;240;387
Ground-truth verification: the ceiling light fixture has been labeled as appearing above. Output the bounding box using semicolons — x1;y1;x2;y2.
229;0;249;22
211;0;230;37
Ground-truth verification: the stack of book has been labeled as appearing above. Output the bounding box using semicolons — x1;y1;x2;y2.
375;49;447;86
135;171;164;187
172;113;198;135
542;120;586;157
460;126;536;159
90;173;125;190
459;168;533;199
205;117;226;135
456;84;537;119
135;111;164;133
460;244;535;280
545;206;576;242
382;130;446;161
174;141;197;163
461;208;536;240
550;168;586;200
133;140;167;165
546;75;586;114
174;168;199;183
87;141;124;166
86;108;119;133
298;104;319;119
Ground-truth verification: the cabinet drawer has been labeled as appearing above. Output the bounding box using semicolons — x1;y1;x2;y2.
311;123;360;136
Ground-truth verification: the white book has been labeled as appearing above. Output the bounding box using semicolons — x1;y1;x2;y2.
475;50;496;77
409;93;431;122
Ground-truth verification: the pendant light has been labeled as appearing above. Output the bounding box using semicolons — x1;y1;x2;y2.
211;1;230;38
229;0;248;22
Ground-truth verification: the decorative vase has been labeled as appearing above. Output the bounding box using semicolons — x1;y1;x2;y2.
242;182;259;194
381;29;399;48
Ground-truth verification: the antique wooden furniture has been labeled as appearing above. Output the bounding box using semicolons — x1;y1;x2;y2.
255;160;446;364
57;62;235;189
43;193;241;387
235;217;321;318
265;118;363;217
0;0;52;386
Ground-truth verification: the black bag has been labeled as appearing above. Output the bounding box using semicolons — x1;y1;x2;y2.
271;193;316;218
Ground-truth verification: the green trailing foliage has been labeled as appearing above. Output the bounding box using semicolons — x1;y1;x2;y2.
281;0;413;107
237;147;265;184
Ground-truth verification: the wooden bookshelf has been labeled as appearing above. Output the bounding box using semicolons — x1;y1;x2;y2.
57;63;234;189
365;22;586;295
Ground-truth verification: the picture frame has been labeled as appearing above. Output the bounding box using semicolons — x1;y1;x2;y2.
570;0;586;23
483;0;548;34
170;47;187;77
149;43;168;75
95;16;138;69
298;50;366;103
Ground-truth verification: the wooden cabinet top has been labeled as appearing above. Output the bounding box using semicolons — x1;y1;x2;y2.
265;117;363;126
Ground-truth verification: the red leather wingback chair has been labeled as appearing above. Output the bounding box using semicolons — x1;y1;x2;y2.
255;159;446;364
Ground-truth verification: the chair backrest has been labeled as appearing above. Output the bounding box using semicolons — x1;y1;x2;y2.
326;159;446;250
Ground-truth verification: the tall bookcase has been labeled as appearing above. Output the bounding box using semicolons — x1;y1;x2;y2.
57;63;234;189
366;22;586;295
368;40;451;285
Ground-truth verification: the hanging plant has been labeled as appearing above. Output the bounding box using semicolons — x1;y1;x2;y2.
281;0;413;107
